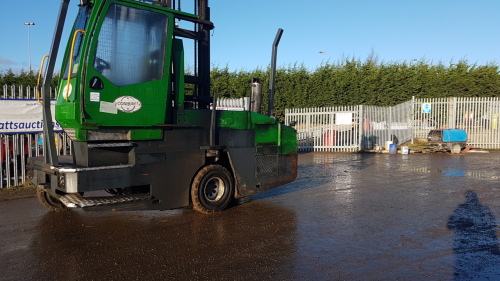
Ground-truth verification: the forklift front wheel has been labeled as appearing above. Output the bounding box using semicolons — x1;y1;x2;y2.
191;164;234;214
36;186;67;212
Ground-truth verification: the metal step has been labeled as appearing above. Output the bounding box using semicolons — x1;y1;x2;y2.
87;142;134;148
59;193;151;208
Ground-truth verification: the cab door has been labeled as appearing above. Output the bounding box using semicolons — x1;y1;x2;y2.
83;3;173;127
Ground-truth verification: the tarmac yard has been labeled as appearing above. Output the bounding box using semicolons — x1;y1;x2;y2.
1;152;500;280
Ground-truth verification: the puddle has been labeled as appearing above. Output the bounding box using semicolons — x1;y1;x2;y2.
439;170;467;176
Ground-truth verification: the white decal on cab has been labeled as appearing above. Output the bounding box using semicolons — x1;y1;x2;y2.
114;96;142;113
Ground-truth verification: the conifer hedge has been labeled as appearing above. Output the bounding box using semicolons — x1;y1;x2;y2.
211;59;500;115
3;58;499;116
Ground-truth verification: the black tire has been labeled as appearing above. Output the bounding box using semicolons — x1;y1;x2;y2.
36;186;67;212
191;165;234;214
451;144;462;154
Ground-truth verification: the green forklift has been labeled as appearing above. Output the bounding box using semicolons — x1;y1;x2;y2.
28;0;297;213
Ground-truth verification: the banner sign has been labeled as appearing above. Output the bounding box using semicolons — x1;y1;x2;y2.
0;100;63;133
336;112;353;125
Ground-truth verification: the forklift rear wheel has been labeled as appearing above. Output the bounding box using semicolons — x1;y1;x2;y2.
191;164;234;214
36;186;67;212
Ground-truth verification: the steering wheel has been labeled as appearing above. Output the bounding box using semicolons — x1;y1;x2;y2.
94;57;110;72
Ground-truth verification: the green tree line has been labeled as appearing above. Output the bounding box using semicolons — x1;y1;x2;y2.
3;58;500;114
0;69;59;96
211;59;500;116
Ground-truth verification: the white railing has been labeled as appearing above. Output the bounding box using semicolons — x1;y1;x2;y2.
216;97;250;111
0;133;71;188
285;106;360;152
286;97;500;152
2;84;57;99
3;84;500;185
413;97;500;149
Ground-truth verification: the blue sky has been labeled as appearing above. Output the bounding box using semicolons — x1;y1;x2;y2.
1;0;499;74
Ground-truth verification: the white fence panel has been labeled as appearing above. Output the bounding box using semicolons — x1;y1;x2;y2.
286;106;360;152
3;84;500;186
413;97;500;149
288;97;500;152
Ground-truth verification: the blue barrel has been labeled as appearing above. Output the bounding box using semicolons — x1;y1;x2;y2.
389;144;397;154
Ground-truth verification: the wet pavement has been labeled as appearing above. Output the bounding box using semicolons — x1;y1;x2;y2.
1;151;500;280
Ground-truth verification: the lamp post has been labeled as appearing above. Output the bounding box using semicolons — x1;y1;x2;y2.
24;22;35;72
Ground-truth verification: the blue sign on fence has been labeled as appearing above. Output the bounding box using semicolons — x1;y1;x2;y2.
422;103;432;113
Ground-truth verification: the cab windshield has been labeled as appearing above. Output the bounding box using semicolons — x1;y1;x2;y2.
93;4;168;87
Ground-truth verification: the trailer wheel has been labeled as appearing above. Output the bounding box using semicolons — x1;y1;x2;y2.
451;144;462;154
36;186;67;212
191;165;234;214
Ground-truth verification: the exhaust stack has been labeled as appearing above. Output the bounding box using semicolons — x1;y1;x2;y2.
268;28;283;118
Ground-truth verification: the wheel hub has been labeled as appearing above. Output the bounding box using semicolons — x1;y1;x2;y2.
205;177;225;202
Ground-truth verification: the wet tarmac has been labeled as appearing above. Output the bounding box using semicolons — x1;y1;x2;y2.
1;151;500;280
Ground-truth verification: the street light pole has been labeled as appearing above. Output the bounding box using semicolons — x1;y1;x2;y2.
24;22;35;72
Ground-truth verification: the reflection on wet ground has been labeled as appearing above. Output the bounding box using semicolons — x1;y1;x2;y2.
1;152;500;280
253;152;500;279
31;203;297;280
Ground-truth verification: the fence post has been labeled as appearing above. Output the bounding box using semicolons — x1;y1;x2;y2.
411;96;415;144
389;106;393;144
20;134;26;182
12;134;19;186
18;85;24;99
10;85;15;99
0;138;3;189
27;86;32;99
358;105;363;151
5;135;11;187
449;97;457;129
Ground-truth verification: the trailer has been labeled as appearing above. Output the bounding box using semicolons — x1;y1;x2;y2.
427;129;467;154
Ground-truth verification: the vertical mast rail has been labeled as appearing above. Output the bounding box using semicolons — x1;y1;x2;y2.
42;0;71;166
198;0;211;104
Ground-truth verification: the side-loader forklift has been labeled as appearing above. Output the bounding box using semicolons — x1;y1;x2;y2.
28;0;297;213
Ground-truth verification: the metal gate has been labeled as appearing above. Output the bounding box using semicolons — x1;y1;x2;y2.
285;106;361;152
362;100;414;151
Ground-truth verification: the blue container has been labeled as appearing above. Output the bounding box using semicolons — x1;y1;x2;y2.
428;129;467;143
442;129;467;142
389;144;397;154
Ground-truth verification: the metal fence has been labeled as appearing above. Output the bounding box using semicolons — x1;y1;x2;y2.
413;97;500;149
3;84;500;186
1;85;66;188
286;97;500;152
362;100;414;151
285;106;361;152
1;84;57;99
285;102;414;152
1;132;71;189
